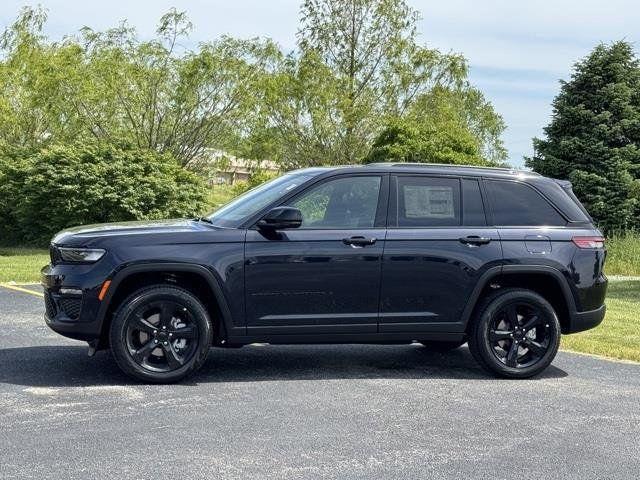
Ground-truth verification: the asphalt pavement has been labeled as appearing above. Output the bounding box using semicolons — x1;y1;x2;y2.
0;285;638;479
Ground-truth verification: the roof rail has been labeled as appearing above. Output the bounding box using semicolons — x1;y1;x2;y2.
364;162;539;175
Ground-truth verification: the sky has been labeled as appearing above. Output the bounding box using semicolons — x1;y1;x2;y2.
2;0;640;167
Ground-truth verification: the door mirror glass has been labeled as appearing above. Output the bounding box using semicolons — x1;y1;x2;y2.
257;207;303;230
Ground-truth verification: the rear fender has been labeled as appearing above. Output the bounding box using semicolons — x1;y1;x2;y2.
460;265;578;329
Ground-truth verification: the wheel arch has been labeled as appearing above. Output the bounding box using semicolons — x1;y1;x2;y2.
461;265;577;333
96;263;235;346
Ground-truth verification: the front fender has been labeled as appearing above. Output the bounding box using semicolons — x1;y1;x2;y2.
96;262;239;340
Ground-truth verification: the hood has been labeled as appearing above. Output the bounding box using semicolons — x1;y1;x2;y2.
52;219;216;246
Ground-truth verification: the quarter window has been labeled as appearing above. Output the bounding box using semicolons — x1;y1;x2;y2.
289;176;382;229
396;177;461;227
486;180;566;226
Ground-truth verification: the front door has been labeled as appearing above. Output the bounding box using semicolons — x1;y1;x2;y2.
379;175;502;333
244;174;388;335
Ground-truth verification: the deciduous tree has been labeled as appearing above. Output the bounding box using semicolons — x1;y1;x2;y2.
256;0;506;167
0;7;280;166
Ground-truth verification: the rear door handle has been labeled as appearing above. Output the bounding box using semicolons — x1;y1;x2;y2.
459;235;491;246
343;236;377;247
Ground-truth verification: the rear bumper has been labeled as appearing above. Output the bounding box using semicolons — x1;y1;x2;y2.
566;304;606;334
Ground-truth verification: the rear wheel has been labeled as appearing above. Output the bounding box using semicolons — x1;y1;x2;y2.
468;288;561;378
419;340;466;352
109;285;212;383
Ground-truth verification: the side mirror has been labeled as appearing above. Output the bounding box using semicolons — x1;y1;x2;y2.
257;207;302;230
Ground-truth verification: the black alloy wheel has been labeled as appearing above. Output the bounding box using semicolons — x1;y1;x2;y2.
110;285;212;383
125;299;200;372
488;302;552;368
468;288;561;378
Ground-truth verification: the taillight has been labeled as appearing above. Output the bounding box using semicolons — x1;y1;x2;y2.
572;236;605;249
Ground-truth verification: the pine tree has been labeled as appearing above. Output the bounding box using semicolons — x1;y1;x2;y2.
527;41;640;232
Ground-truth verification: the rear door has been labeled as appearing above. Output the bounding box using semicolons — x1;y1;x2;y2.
244;173;389;335
379;175;502;333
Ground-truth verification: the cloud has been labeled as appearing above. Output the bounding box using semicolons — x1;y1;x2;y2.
411;0;640;165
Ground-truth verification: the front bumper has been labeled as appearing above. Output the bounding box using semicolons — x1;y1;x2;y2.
41;264;108;341
566;304;606;334
44;311;104;341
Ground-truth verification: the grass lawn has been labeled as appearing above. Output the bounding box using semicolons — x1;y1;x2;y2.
0;248;49;284
605;233;640;276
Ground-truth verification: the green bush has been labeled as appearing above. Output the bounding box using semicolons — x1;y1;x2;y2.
0;143;208;245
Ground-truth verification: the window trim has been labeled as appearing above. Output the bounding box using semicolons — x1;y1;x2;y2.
482;178;570;227
275;173;390;230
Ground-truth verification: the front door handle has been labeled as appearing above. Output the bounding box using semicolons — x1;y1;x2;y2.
343;236;377;247
459;235;491;246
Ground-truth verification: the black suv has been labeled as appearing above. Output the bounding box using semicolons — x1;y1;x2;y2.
42;164;607;382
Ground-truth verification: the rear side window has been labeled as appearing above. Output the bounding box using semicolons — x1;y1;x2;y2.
485;180;566;226
396;177;460;227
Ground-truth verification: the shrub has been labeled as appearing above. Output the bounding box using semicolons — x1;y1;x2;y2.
0;143;208;245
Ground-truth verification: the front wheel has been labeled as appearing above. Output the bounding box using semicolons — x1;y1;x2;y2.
109;285;213;383
467;288;561;379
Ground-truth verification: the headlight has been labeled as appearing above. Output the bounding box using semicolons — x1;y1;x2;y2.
58;247;106;263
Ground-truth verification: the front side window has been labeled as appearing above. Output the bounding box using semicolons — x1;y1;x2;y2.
396;177;461;227
207;172;316;227
486;180;566;226
288;176;382;229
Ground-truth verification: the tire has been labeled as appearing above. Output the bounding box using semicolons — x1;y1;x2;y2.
419;340;466;352
467;288;561;379
109;285;213;383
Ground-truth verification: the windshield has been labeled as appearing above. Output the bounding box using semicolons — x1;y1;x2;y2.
206;173;316;227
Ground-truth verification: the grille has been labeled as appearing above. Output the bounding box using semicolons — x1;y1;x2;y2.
59;298;82;320
44;293;57;318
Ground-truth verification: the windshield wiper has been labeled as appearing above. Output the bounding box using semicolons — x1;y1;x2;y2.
195;216;214;224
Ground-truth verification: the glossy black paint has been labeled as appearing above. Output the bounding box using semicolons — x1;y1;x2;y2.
245;228;385;334
380;227;503;333
499;227;607;312
257;206;303;230
43;220;246;341
42;164;608;346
